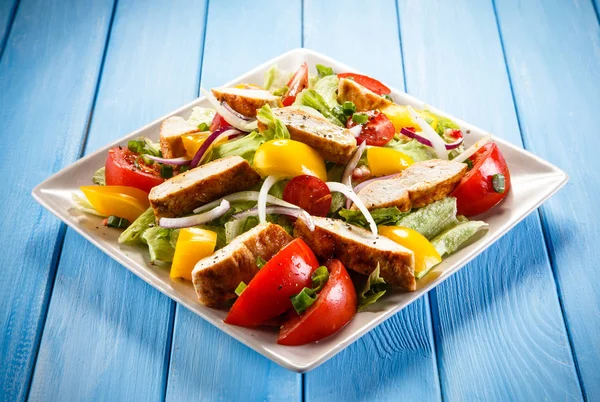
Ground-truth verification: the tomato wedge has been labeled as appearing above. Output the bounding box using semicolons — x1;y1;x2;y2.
209;113;232;132
225;239;320;328
283;175;332;217
105;147;164;193
282;62;309;106
346;110;395;146
277;259;357;346
451;142;511;216
337;73;390;95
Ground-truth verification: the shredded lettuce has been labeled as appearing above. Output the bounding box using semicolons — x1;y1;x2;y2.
211;130;266;164
358;263;388;311
72;192;106;217
422;110;461;137
385;138;437;162
316;64;334;78
142;227;175;263
339;207;407;227
188;106;215;130
294;89;343;127
118;208;156;245
396;197;459;240
431;220;488;256
256;104;290;140
264;64;292;93
313;75;339;109
92;167;106;186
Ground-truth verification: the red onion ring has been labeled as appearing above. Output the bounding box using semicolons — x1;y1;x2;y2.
222;101;253;122
190;128;243;168
232;206;315;231
401;127;463;150
144;155;191;166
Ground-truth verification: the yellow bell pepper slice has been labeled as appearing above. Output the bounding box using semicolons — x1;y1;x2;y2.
379;104;438;134
80;186;149;222
253;139;327;181
170;228;217;281
367;147;414;176
379;225;441;279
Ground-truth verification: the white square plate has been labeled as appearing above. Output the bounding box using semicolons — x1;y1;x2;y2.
32;48;567;372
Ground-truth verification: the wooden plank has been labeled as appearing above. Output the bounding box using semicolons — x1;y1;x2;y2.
0;0;18;56
26;0;208;400
164;1;303;400
303;1;440;401
0;0;115;400
494;0;600;398
397;0;583;400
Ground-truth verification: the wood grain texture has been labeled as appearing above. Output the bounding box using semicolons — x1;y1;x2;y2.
27;0;208;400
164;1;303;400
397;0;583;400
0;0;115;400
0;0;18;56
494;0;600;398
303;1;440;401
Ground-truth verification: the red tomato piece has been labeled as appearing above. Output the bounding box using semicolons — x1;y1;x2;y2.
282;62;309;107
451;142;511;216
224;239;320;328
209;113;232;132
282;175;332;217
337;73;391;95
346;110;395;146
277;259;357;346
448;129;463;140
105;147;164;193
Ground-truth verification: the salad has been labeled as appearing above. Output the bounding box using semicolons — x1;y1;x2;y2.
73;62;511;346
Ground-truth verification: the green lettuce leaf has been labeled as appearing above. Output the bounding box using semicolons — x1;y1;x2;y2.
141;227;175;263
188;106;216;130
316;64;334;78
92;167;106;186
385;138;437;162
396;197;458;240
431;220;488;256
313;75;340;109
326;163;345;214
339;207;408;227
211;130;266;164
294;89;343;127
423;110;461;137
118;208;156;245
256;104;290;140
264;64;292;93
358;263;389;311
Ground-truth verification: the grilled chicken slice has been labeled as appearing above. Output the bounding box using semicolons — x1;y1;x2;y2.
294;217;416;291
337;78;392;112
211;87;280;117
149;156;261;218
353;159;467;212
159;116;200;158
192;223;292;306
266;107;357;164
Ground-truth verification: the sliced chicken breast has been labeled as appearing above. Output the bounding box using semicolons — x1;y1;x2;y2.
211;87;280;117
149;156;261;218
337;78;392;112
353;159;467;211
294;217;416;291
267;107;357;164
160;116;200;158
192;223;292;306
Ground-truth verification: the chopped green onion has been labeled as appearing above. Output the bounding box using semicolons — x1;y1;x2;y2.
256;256;267;269
492;173;505;193
142;155;154;166
311;266;329;292
179;165;190;173
342;101;356;114
273;85;289;96
316;64;334;78
465;159;473;170
197;122;209;132
352;112;369;124
235;281;247;296
382;94;393;102
290;287;317;314
128;139;145;154
106;215;130;229
160;164;174;179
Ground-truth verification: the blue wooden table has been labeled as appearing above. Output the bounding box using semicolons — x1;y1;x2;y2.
1;0;599;400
